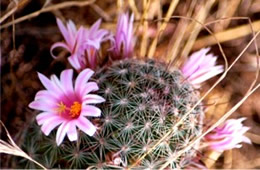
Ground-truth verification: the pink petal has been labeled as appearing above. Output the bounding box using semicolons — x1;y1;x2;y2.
209;137;234;151
199;54;217;67
68;54;82;71
206;117;251;151
73;27;85;54
40;116;64;136
80;82;99;96
81;105;101;117
89;19;102;35
83;94;105;104
86;39;100;49
36;112;58;125
76;117;96;136
66;121;78;141
50;74;76;104
184;54;206;77
242;136;251;144
56;121;71;146
56;18;71;48
67;20;77;35
35;90;58;101
75;69;94;94
29;100;56;112
50;75;64;91
125;14;134;54
67;20;77;45
60;69;74;95
190;66;223;85
182;48;210;74
50;42;71;58
37;72;63;95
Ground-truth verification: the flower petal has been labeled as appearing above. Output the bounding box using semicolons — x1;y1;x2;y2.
29;100;57;112
56;18;71;47
36;112;58;125
56;121;71;146
67;121;78;141
81;82;99;96
75;68;94;94
50;42;71;58
60;69;74;95
81;105;101;117
83;94;105;104
40;116;64;136
68;54;82;72
182;48;210;74
190;66;223;85
205;117;251;151
112;13;134;59
37;72;63;95
89;19;102;35
35;90;58;102
76;117;96;136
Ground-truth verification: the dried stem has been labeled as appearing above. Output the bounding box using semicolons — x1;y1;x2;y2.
0;0;30;24
0;121;47;169
147;0;179;58
193;20;260;50
140;0;151;57
0;0;95;30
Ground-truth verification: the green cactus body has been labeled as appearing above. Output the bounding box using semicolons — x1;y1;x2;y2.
19;59;203;169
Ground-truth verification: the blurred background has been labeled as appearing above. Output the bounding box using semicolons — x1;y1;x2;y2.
1;0;260;168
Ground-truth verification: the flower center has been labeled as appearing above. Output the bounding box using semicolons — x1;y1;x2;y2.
69;101;82;118
55;101;81;118
56;101;67;114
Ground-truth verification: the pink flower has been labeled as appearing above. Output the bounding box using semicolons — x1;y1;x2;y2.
111;13;134;60
29;69;105;146
205;118;251;151
181;48;224;88
51;18;110;71
78;19;111;70
50;18;85;66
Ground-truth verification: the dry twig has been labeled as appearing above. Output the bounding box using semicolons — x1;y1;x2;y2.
0;121;47;169
0;0;95;30
193;20;260;50
147;0;179;58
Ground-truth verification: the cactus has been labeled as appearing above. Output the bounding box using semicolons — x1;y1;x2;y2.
18;59;203;169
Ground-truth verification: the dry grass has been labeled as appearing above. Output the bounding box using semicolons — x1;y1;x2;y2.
0;121;46;169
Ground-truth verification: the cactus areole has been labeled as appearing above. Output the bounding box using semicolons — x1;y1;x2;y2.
21;59;204;169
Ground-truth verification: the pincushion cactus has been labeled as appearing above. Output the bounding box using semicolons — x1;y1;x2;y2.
19;58;204;169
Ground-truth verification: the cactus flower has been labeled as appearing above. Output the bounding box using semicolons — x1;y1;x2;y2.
205;118;251;151
51;18;110;71
50;18;85;69
79;19;111;70
111;13;134;60
181;48;224;88
29;69;105;146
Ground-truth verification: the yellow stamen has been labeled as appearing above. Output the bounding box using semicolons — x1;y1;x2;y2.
55;101;67;114
70;101;81;118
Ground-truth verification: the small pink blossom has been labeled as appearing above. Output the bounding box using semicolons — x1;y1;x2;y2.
181;48;224;88
51;18;110;71
50;18;85;65
29;69;105;146
111;13;134;60
76;19;111;70
205;118;251;151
